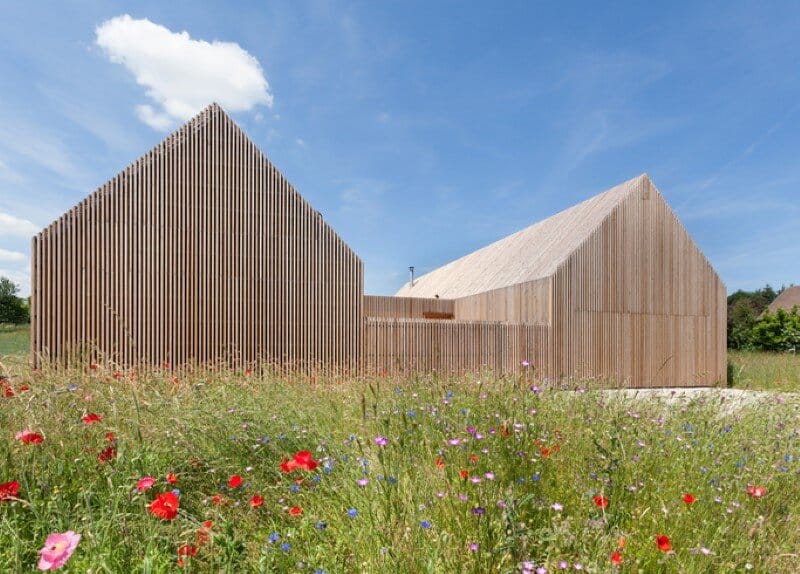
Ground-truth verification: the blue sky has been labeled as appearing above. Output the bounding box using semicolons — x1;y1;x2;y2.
1;1;799;297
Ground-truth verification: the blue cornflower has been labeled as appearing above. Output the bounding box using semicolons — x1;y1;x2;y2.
290;485;300;493
420;520;432;529
316;521;328;530
280;542;291;552
269;532;280;543
347;508;358;518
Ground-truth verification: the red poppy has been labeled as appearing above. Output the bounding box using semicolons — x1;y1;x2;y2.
166;473;178;484
178;544;197;557
16;430;44;444
289;505;303;516
293;451;319;471
228;475;243;488
683;493;696;505
746;485;766;499
656;534;671;552
540;446;551;458
593;495;609;509
113;371;122;379
611;551;622;565
196;521;213;546
3;386;13;398
280;450;319;473
82;412;102;425
177;544;197;567
250;494;264;508
459;469;469;480
149;492;180;520
98;446;117;463
0;480;20;501
105;432;116;442
499;424;511;437
469;454;479;463
435;456;446;469
211;493;224;505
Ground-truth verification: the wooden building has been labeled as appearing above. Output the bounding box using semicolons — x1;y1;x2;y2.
31;104;363;369
374;175;727;387
32;104;726;386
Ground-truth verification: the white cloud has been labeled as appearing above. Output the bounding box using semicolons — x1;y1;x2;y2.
0;248;26;262
0;211;39;237
96;15;273;130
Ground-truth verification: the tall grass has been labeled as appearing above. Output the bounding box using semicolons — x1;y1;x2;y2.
728;350;800;391
1;355;799;572
0;324;29;357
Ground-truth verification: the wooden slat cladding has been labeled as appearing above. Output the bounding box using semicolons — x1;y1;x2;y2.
31;104;363;370
551;177;726;387
364;295;454;320
453;278;551;324
365;318;550;375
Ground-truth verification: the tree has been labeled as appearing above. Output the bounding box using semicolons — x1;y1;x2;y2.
0;277;19;298
0;277;29;324
727;284;780;349
749;307;800;352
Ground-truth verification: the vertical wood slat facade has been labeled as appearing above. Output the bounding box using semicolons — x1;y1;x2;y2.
372;175;726;386
31;104;363;370
31;104;725;387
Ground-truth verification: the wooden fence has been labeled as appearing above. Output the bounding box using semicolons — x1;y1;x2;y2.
364;318;551;375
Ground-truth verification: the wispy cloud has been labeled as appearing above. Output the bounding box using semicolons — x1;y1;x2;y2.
0;211;39;237
96;15;272;130
0;248;26;262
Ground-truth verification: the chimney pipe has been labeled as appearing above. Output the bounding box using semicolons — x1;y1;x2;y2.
409;266;415;287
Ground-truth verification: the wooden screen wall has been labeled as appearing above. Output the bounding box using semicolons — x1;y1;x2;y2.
365;318;551;375
31;104;363;369
364;295;454;319
551;177;726;387
453;278;551;324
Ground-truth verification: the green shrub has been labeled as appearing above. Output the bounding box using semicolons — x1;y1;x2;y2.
749;307;800;352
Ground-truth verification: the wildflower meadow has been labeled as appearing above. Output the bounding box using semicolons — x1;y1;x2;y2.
1;353;799;572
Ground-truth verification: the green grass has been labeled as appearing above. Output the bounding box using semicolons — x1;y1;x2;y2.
728;350;800;391
1;357;799;572
0;324;29;358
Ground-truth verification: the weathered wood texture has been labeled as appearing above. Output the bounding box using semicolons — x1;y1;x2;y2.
364;295;454;319
365;318;550;375
453;279;551;324
31;104;363;369
550;176;726;386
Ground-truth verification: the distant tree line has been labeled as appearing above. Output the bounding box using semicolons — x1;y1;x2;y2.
728;284;800;351
0;277;30;325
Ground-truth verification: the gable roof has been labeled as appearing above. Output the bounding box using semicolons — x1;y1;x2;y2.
395;174;648;299
768;286;800;313
36;103;358;260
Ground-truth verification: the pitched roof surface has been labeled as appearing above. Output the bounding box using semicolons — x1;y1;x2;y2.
768;286;800;313
395;174;649;299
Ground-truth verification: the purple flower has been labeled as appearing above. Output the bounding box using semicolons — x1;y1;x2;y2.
468;542;479;551
471;506;485;515
356;478;369;487
373;436;388;446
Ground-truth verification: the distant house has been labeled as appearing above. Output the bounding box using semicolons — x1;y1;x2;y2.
768;286;800;314
32;104;726;386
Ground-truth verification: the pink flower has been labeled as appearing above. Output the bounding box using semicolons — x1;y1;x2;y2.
37;530;81;571
136;476;156;492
